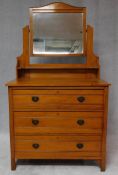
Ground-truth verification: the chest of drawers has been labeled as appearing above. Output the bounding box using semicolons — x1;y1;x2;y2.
7;81;109;171
6;2;110;171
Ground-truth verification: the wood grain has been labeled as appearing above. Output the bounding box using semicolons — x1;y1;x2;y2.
15;140;101;152
15;151;101;159
14;115;103;128
8;88;16;170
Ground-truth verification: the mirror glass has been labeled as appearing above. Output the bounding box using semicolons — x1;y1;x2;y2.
32;13;83;55
30;56;86;64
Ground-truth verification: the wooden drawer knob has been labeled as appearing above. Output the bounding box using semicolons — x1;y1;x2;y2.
76;143;84;149
77;96;85;103
32;143;40;149
32;96;39;102
77;119;84;125
32;119;39;125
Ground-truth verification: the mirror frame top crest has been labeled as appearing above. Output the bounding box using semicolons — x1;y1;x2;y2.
29;2;86;57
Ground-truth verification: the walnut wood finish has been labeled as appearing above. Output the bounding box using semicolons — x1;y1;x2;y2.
6;2;110;171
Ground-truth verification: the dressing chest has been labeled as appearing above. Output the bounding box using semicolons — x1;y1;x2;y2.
6;2;110;171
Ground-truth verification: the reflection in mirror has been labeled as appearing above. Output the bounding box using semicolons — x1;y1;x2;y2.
32;13;83;55
30;56;86;64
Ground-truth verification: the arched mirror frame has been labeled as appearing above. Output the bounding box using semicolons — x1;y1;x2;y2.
29;3;86;57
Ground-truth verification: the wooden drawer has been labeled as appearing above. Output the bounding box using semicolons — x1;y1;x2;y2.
15;135;101;152
14;112;103;135
15;135;101;159
12;90;104;111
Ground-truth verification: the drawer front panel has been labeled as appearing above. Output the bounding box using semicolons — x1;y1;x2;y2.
15;136;101;152
13;91;103;111
14;112;103;135
15;140;101;152
15;117;102;128
14;112;103;129
13;95;103;106
15;136;101;157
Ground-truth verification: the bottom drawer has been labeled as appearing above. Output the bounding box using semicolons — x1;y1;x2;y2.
15;135;101;158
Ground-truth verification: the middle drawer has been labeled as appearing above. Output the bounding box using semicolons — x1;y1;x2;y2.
14;112;103;135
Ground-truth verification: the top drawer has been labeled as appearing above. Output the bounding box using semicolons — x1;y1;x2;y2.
12;90;104;111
